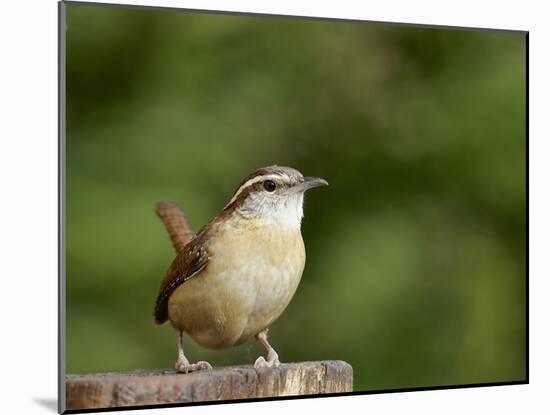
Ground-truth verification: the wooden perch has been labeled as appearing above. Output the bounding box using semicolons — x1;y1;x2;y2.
65;361;353;411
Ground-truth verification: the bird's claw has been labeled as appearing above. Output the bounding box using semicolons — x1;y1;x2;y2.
254;355;280;369
175;359;213;373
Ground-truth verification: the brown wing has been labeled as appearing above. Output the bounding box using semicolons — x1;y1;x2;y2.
153;238;209;324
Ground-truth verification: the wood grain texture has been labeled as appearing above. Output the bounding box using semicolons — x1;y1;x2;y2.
65;361;353;411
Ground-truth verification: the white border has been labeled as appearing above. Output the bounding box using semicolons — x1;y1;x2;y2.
1;1;545;414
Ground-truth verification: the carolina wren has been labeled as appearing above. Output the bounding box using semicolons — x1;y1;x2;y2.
154;166;328;372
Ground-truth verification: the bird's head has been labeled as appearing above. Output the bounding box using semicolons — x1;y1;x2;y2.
223;165;328;228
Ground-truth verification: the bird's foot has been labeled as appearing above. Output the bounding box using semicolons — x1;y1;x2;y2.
254;351;280;369
175;359;213;373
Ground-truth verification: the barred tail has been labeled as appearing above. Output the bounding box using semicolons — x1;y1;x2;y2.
155;202;195;253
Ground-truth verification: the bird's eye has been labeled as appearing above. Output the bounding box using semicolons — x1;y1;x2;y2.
263;180;276;192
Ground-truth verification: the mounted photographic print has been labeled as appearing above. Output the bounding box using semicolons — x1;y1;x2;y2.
58;1;528;413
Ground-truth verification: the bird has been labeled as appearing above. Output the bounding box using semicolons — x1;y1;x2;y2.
153;165;328;373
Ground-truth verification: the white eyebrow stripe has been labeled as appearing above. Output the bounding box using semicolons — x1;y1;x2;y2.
225;173;283;207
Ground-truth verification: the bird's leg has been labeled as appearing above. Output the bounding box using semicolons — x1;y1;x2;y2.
254;328;280;369
174;330;212;373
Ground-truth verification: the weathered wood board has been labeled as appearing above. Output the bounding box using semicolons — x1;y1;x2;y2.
65;360;353;411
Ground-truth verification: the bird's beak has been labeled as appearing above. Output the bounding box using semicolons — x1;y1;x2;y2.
294;176;329;192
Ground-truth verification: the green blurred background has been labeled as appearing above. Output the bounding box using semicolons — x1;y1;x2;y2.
65;3;526;392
